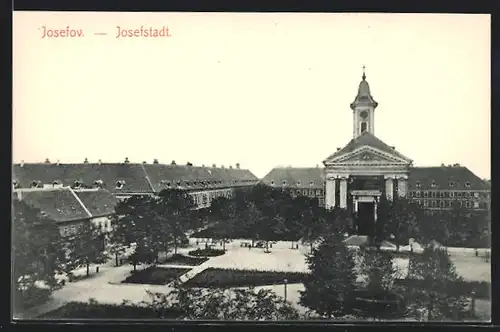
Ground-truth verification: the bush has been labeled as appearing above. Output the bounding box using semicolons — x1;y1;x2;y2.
14;287;52;311
122;266;191;285
40;301;181;319
184;268;310;288
395;279;490;299
351;290;407;318
163;254;208;266
188;248;225;257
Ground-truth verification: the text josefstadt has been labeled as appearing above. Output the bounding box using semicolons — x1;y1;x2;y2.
116;26;171;38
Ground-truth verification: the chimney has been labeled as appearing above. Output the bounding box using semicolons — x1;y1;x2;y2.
441;163;445;167
236;163;240;169
316;164;319;168
153;159;159;164
221;165;225;168
391;146;396;150
44;158;50;164
142;161;147;164
186;162;193;166
336;148;341;151
171;160;176;165
212;163;216;167
84;158;89;164
202;164;205;167
124;157;130;164
229;165;233;169
98;159;102;165
56;160;60;165
20;160;24;167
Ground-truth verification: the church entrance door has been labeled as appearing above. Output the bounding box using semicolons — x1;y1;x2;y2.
357;202;375;235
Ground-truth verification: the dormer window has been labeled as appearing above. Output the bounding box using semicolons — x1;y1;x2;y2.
282;180;286;185
310;181;314;186
93;180;104;188
185;182;191;187
161;180;171;188
415;181;421;189
13;180;19;189
431;181;436;188
449;181;455;188
115;180;125;189
465;181;471;188
271;180;275;185
297;180;301;186
176;181;181;186
30;180;40;188
73;180;83;189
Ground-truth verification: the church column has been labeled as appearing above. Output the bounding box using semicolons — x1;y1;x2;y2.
325;177;336;209
385;176;394;201
339;177;348;209
353;196;358;212
397;175;408;198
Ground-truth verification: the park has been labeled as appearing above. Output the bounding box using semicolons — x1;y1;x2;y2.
13;184;491;321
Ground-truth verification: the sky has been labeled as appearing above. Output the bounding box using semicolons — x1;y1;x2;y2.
13;12;490;179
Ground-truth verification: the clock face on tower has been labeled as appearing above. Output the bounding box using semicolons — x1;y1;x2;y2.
360;110;368;119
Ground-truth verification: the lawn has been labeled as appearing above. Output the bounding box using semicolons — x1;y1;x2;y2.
122;266;191;285
184;268;310;288
163;254;209;266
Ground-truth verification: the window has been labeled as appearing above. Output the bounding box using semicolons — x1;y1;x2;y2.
417;200;422;205
423;191;429;198
424;200;429;207
457;191;462;198
271;180;275;185
431;181;436;188
415;181;421;189
465;201;471;208
415;191;421;198
465;181;471;188
309;190;314;196
30;180;39;188
431;191;436;198
449;181;455;188
93;180;104;188
440;201;445;208
474;192;479;198
310;181;314;186
431;201;437;207
449;191;454;198
361;122;367;133
115;181;125;189
474;202;479;208
466;191;472;198
440;191;445;198
176;181;181;186
303;190;307;195
316;190;321;195
282;181;287;185
297;181;301;186
73;180;82;189
448;201;453;207
296;190;301;195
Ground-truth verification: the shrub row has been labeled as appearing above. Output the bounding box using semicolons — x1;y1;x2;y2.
394;279;490;299
40;302;181;319
122;266;191;285
184;268;310;288
163;254;209;266
188;248;225;257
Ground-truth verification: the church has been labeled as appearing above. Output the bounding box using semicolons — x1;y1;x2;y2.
261;69;490;234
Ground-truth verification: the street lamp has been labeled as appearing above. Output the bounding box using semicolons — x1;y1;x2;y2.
284;279;288;302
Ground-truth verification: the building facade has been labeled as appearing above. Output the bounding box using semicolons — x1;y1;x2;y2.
13;159;259;210
261;70;490;234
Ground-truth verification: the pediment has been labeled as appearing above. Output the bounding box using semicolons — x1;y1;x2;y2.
325;146;411;166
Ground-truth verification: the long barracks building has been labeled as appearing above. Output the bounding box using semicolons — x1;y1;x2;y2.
261;69;490;233
13;159;259;210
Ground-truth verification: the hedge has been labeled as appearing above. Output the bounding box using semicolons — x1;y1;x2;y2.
163;254;209;266
395;279;490;299
184;268;310;288
188;248;225;257
40;302;181;319
122;266;191;285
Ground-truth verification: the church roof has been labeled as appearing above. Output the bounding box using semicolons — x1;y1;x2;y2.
260;167;325;189
350;72;378;109
323;131;410;163
407;166;489;191
13;161;259;194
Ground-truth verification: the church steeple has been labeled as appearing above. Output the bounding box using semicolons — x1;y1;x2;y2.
351;66;378;138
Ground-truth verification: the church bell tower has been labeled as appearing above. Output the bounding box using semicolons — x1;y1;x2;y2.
351;66;378;138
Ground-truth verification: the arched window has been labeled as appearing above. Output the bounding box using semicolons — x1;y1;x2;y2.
361;122;367;133
115;181;125;189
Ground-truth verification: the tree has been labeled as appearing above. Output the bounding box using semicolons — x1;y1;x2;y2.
12;199;68;311
300;234;357;318
210;198;237;251
144;283;300;320
240;201;263;247
66;222;109;277
359;249;397;294
385;197;422;251
107;214;128;267
157;189;196;254
406;248;469;321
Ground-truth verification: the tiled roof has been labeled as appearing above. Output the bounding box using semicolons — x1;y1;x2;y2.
142;164;259;192
260;167;325;189
408;166;490;191
13;162;259;194
259;165;488;192
323;132;410;162
74;189;118;217
15;187;91;223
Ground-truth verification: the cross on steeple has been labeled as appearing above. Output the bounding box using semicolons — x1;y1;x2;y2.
362;65;366;80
